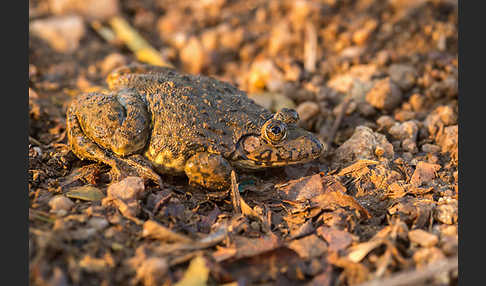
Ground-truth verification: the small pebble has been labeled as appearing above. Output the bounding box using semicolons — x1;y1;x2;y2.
180;36;206;74
402;138;418;153
409;94;425;111
366;78;403;111
247;59;284;93
30;15;85;53
413;247;445;269
296;101;320;122
49;0;119;21
435;200;458;225
334;126;394;164
436;125;458;161
48;195;74;214
388;64;417;90
135;257;168;286
388;120;419;141
410;161;441;186
436;105;457;126
103;176;146;219
421;143;441;153
376;115;396;130
101;53;127;75
88;217;109;230
424;105;457;136
394;110;416;122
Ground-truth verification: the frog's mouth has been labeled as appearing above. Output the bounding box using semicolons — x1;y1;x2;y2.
230;131;324;170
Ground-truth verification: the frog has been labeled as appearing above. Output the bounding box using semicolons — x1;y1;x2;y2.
66;63;325;190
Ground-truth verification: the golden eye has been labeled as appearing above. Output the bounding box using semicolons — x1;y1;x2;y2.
263;119;287;144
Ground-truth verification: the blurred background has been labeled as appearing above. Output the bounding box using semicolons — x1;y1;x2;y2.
29;0;458;145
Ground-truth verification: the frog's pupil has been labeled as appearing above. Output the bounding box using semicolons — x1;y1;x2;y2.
271;125;281;134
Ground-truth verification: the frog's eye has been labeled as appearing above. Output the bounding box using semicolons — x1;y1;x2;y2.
262;119;287;144
274;108;299;124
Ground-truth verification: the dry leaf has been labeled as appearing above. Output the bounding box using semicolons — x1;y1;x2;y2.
142;220;193;243
277;173;324;201
66;185;105;201
337;159;379;177
311;187;371;219
317;226;356;252
346;238;385;263
410;161;441;186
287;234;328;260
174;256;210;286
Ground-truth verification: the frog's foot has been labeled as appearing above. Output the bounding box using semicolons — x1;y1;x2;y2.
184;152;233;190
109;155;162;185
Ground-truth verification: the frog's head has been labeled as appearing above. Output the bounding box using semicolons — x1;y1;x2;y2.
231;108;325;169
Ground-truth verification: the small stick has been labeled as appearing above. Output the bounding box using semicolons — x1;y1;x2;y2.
304;22;317;72
327;98;352;147
230;170;242;214
100;16;174;68
29;136;44;147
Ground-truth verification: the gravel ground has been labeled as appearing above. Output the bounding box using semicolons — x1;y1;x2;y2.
29;0;458;285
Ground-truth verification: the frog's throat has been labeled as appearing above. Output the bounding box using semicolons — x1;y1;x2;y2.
230;156;319;170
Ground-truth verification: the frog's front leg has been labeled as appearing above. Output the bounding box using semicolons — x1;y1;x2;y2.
66;90;162;184
184;152;233;190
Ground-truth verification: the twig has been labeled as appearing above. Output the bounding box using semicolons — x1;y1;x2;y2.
230;170;242;214
91;20;117;43
108;16;173;68
357;257;458;286
304;22;317;72
327;98;352;146
29;136;44;147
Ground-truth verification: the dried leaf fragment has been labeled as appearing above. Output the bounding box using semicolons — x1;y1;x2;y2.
317;226;356;252
66;185;105;201
142;220;193;243
337;159;379;177
287;234;328;260
277;173;325;201
410;161;441;186
174;255;210;286
346;238;385;263
311;188;371;219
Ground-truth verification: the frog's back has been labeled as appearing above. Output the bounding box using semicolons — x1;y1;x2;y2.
110;66;273;167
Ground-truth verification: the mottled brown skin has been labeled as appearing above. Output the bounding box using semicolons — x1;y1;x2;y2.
67;63;325;190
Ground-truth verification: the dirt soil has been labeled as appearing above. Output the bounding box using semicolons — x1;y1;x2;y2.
29;0;458;285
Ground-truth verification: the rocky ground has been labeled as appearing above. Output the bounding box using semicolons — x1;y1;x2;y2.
29;0;458;285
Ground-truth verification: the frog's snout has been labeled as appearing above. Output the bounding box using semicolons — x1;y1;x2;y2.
310;136;325;158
